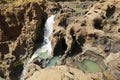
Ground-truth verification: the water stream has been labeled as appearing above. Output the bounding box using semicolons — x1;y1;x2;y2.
20;15;55;80
28;15;55;63
20;14;102;80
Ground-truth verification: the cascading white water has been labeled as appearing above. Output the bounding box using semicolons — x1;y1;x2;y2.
28;15;55;63
20;15;55;80
44;15;55;41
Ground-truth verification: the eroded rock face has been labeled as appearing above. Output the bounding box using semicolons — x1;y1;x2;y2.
0;2;46;80
51;0;120;79
0;0;120;80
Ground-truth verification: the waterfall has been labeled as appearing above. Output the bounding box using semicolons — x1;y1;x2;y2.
28;14;55;63
44;15;55;41
20;15;55;80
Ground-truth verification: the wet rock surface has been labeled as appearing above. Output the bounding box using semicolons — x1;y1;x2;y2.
0;0;120;80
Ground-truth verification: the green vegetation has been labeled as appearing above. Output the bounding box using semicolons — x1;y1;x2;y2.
13;61;23;68
64;2;82;15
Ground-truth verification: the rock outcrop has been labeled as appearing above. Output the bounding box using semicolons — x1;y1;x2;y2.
0;0;120;80
24;64;104;80
0;2;47;80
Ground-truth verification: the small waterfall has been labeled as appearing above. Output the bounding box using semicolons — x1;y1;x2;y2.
20;15;55;80
44;15;55;41
28;14;55;63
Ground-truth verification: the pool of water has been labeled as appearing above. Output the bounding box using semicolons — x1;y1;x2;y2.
47;56;101;73
47;56;60;67
74;61;87;71
76;60;102;73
